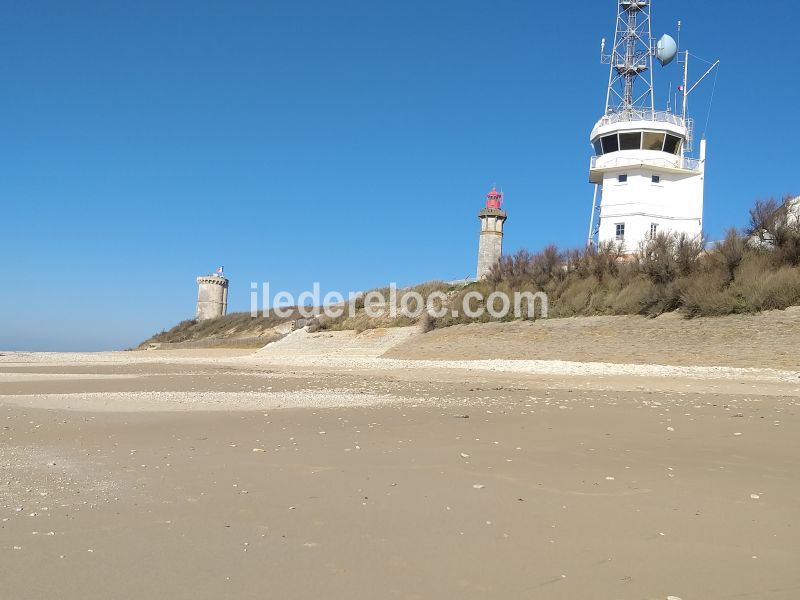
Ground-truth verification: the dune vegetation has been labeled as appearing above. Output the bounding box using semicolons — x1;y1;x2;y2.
142;197;800;346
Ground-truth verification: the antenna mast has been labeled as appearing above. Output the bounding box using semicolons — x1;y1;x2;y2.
602;1;655;117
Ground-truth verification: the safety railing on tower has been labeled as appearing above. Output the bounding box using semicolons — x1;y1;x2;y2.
595;110;687;129
590;155;702;172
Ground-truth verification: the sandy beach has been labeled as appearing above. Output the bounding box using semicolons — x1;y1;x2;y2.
2;317;800;599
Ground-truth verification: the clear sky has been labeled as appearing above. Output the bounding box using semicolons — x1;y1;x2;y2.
1;0;798;351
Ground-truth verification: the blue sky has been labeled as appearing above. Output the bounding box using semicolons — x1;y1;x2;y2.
1;0;798;351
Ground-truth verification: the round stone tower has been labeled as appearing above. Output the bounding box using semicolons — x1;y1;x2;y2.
196;267;229;321
476;187;507;280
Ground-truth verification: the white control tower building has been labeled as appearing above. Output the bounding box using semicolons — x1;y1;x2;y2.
587;1;718;253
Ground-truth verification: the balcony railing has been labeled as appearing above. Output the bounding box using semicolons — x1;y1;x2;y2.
590;155;702;172
594;109;686;129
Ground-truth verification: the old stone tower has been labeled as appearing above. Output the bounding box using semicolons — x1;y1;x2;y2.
196;267;229;321
476;187;507;279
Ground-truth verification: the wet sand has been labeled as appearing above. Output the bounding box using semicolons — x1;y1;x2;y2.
1;338;800;599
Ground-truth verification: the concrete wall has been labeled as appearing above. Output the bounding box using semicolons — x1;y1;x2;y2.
196;275;229;321
597;165;704;253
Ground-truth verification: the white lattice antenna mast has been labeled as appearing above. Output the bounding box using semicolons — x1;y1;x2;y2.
602;1;655;116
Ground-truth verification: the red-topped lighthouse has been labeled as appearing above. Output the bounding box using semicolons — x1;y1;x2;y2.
485;187;503;209
476;186;507;279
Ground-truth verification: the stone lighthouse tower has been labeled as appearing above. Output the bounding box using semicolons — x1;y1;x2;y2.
196;267;229;321
476;187;507;279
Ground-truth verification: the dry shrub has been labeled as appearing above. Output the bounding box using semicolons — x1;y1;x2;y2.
680;269;738;317
148;319;196;344
747;196;800;266
409;280;451;297
748;198;784;242
531;245;564;286
638;232;678;284
143;197;800;348
487;247;565;288
674;232;705;276
715;228;746;283
731;254;800;311
582;241;624;282
759;268;800;308
772;223;800;267
609;275;659;315
141;308;303;347
417;312;435;333
552;276;599;317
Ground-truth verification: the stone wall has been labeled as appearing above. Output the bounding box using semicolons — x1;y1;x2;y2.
196;276;229;321
477;232;503;279
476;208;506;279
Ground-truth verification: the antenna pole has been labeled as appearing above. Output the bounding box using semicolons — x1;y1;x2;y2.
682;49;689;124
686;60;721;96
647;2;655;113
667;81;672;112
587;184;599;248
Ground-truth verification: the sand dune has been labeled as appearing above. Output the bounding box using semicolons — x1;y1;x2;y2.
386;309;800;369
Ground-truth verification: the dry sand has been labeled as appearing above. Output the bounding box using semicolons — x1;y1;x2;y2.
385;308;800;369
1;314;800;599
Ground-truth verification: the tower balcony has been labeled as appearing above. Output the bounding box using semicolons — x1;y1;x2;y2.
478;207;507;219
589;154;702;184
591;110;687;138
591;110;693;150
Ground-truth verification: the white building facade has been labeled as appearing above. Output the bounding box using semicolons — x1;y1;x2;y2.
589;115;705;253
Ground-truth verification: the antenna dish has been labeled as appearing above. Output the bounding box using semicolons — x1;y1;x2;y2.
656;34;678;66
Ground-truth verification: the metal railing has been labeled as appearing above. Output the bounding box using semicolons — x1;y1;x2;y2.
590;155;702;172
594;109;687;129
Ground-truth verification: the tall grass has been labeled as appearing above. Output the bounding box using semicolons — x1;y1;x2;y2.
141;307;302;347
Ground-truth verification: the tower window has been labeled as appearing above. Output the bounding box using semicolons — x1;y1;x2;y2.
650;223;658;237
619;132;642;150
615;223;625;241
617;174;628;183
651;175;661;184
643;131;666;151
663;134;682;155
601;134;619;154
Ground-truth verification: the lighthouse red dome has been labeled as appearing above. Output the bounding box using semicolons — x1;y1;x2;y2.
485;186;503;209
